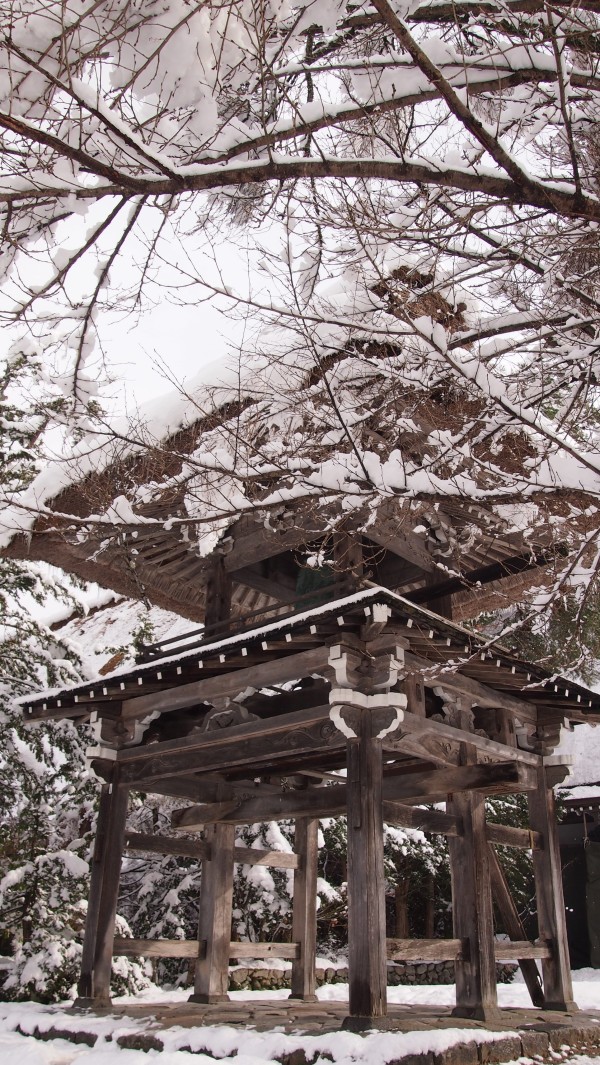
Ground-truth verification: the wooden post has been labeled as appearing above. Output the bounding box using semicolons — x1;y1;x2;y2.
75;778;129;1008
204;556;232;636
289;817;318;1001
527;766;577;1011
189;822;235;1004
447;790;500;1021
345;710;387;1023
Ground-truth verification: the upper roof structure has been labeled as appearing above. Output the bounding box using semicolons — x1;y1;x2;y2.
2;335;587;625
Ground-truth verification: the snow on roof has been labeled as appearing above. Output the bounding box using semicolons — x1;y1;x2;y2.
557;723;600;794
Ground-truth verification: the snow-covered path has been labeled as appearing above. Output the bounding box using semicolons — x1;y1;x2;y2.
1;971;599;1065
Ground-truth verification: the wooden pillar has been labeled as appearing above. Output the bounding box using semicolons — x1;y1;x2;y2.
75;778;129;1008
290;817;318;1001
447;790;499;1021
204;556;232;636
346;711;387;1022
190;822;235;1004
527;766;577;1011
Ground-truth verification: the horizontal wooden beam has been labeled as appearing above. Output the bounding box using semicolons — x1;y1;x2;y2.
387;938;465;961
403;651;538;725
172;761;537;830
382;802;462;837
124;831;300;869
385;938;550;963
494;941;551;961
391;708;540;766
486;823;543;851
125;832;211;860
118;703;343;786
112;938;300;960
114;938;200;958
229;942;301;959
121;645;332;719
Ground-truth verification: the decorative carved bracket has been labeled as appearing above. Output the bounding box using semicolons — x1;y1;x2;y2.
329;687;406;740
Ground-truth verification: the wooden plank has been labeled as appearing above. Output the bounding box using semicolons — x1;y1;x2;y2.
383;802;462;836
290;818;318;1001
112;938;301;960
527;767;577;1010
486;823;542;850
125;832;211;860
387;938;465;961
172;762;538;831
114;938;200;958
121;645;332;719
346;712;387;1019
234;847;299;870
448;787;499;1021
190;822;235;1004
488;845;544;1007
494;942;551;961
404;673;426;717
230;942;301;960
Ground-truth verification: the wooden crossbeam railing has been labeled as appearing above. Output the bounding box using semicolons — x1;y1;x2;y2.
386;938;551;963
124;832;299;870
113;938;301;960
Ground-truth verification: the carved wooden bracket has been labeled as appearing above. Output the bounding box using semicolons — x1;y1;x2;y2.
329;687;406;740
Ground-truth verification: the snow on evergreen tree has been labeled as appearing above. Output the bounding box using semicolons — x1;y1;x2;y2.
0;360;149;1001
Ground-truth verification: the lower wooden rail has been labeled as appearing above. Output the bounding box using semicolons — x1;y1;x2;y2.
386;938;551;963
113;938;301;960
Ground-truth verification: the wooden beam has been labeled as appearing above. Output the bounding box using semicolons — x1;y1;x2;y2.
403;651;538;724
388;708;540;766
118;703;343;787
114;938;200;958
387;938;465;961
121;645;332;719
382;802;462;837
486;823;543;850
488;844;545;1007
112;938;301;960
124;832;300;869
494;942;551;961
368;524;438;573
229;942;301;959
171;761;538;830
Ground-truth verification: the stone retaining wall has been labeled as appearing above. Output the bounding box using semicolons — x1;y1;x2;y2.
228;962;517;991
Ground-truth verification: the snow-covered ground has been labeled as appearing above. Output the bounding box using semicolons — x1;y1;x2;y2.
1;971;600;1065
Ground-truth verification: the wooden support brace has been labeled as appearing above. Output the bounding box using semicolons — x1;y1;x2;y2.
487;844;545;1007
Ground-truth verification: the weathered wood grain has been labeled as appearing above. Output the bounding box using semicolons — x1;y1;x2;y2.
346;712;387;1019
386;938;465;961
190;822;235;1004
290;817;318;1001
527;767;577;1011
488;843;544;1006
